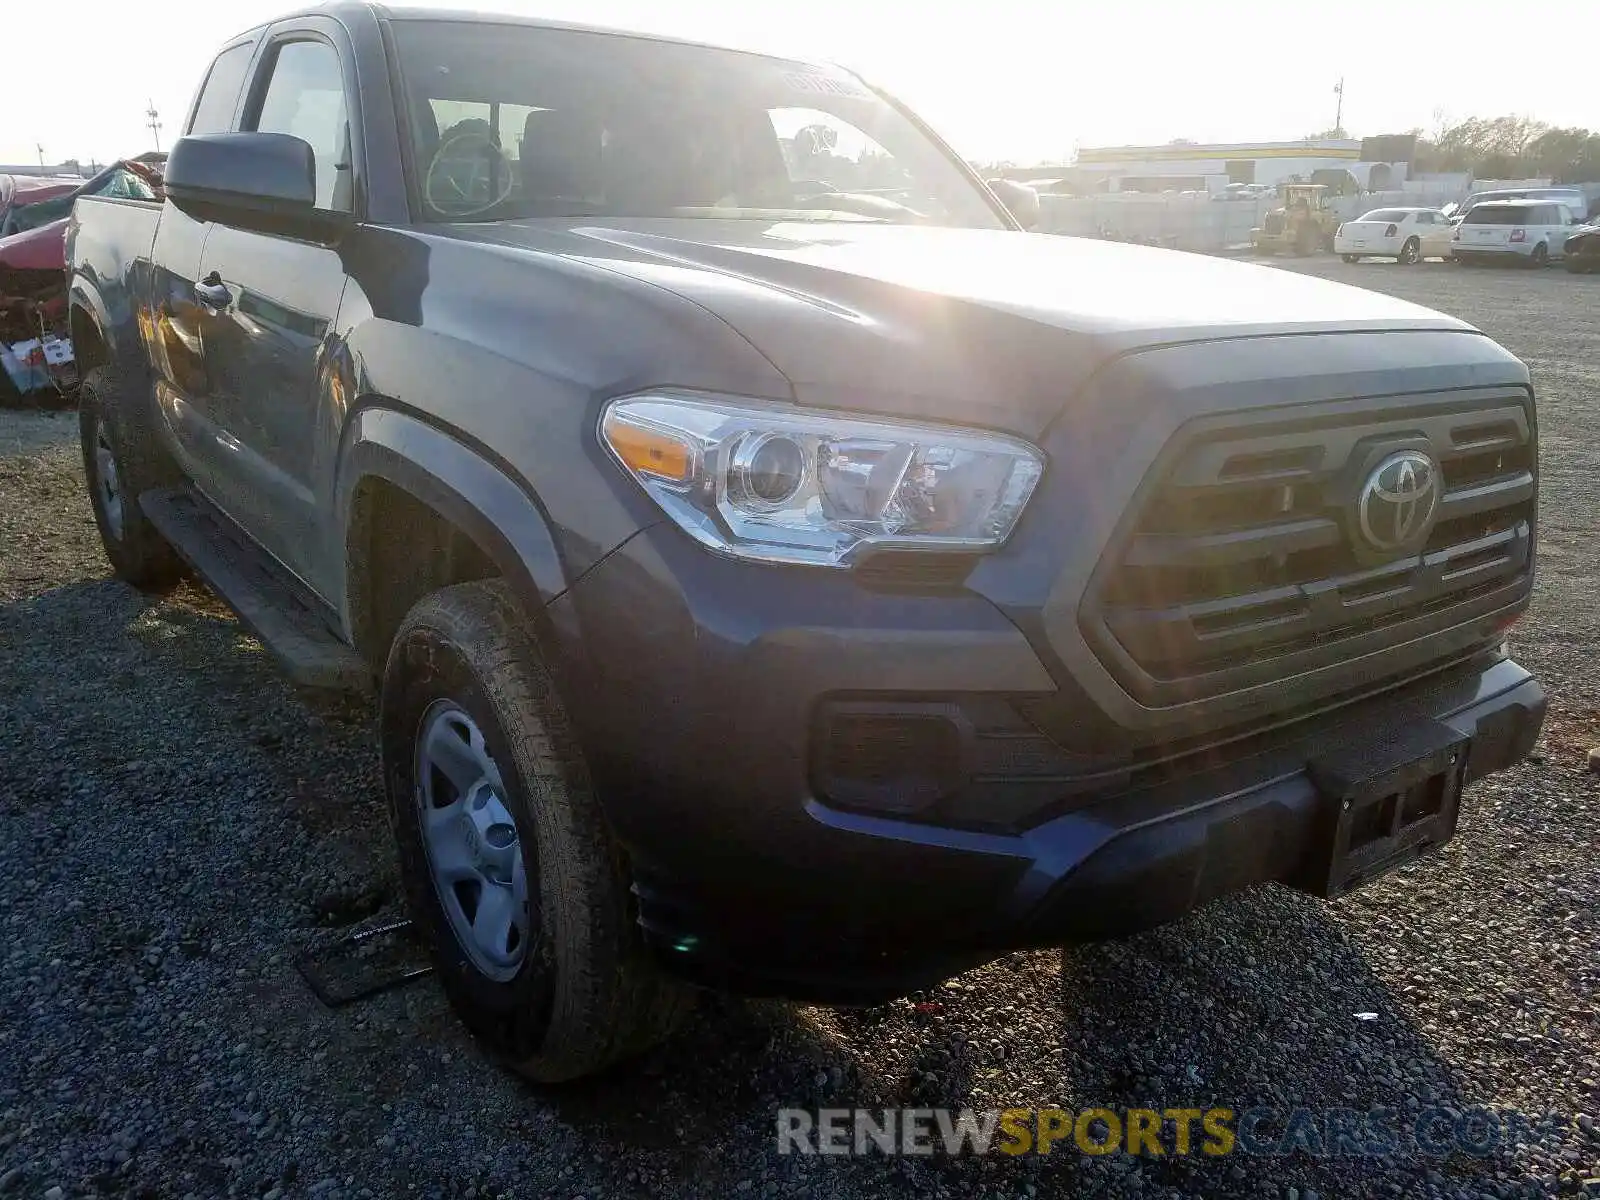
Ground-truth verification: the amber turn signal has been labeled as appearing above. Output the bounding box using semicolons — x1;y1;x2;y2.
602;411;695;483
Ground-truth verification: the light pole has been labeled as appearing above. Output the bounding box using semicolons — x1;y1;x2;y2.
146;100;162;154
36;143;46;171
1333;78;1345;136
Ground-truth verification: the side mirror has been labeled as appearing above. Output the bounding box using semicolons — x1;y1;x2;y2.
986;178;1041;230
165;133;345;237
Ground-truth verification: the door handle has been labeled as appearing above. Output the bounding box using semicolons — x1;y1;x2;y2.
194;272;232;311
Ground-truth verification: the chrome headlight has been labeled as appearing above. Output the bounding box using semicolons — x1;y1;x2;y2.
600;393;1045;567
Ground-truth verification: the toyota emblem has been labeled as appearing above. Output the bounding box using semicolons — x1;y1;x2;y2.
1357;450;1441;554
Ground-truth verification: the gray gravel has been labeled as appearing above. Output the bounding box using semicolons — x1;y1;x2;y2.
2;259;1599;1199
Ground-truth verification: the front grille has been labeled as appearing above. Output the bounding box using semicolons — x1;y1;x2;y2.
1083;393;1535;704
1263;212;1285;235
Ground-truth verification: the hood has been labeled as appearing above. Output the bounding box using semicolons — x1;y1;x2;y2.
450;219;1472;437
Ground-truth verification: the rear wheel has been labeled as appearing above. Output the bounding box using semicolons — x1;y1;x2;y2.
1342;254;1360;264
1398;237;1421;265
382;580;692;1081
1529;243;1549;268
78;364;184;590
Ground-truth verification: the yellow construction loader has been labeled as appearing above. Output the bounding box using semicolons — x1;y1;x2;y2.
1252;183;1339;256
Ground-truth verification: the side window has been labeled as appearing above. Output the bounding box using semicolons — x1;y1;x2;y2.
188;42;255;136
250;39;351;212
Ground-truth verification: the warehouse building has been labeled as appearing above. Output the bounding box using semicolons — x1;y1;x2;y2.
1063;137;1412;194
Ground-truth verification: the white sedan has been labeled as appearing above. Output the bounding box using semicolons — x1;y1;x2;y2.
1334;208;1455;264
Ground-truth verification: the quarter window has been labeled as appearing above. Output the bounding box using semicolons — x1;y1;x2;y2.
188;43;255;135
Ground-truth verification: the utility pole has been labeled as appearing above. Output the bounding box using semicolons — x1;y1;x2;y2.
36;143;46;171
1333;77;1345;137
146;100;162;154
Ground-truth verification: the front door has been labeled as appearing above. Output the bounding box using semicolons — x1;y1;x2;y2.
196;32;351;590
144;36;258;506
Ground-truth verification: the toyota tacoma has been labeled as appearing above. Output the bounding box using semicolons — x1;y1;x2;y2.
68;3;1545;1081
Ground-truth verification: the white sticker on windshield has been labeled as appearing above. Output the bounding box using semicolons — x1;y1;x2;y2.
783;71;869;99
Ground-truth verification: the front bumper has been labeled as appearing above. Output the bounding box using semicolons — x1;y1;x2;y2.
552;522;1545;1005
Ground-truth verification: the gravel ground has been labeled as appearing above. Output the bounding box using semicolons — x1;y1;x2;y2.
2;260;1598;1200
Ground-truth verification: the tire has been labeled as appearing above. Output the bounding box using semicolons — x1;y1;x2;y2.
1399;237;1421;266
1293;225;1316;257
1564;257;1591;274
78;364;184;589
382;580;692;1082
1342;254;1360;264
1529;243;1549;268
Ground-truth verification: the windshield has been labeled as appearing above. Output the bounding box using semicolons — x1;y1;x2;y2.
1357;209;1412;222
392;20;1004;228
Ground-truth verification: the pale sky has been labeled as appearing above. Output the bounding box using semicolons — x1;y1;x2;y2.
1;0;1591;169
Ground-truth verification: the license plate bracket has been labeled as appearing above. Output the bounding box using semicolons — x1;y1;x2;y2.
1301;720;1469;899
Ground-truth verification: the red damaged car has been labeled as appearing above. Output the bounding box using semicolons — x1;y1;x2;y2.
0;174;81;232
1;161;162;399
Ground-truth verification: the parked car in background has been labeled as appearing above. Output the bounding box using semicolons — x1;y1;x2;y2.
1563;220;1600;273
1334;207;1454;264
1446;186;1591;223
0;160;162;238
0;175;81;234
1452;200;1583;267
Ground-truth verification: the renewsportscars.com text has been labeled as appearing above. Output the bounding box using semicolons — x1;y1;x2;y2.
777;1106;1542;1158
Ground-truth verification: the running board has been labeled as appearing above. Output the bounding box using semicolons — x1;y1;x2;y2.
139;488;371;693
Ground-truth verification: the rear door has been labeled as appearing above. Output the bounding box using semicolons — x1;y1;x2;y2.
146;37;258;504
195;20;353;588
1414;211;1450;258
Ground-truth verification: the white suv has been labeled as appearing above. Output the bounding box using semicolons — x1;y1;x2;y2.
1453;200;1583;266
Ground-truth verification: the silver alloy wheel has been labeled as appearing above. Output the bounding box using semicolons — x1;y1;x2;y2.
415;700;531;981
94;423;125;541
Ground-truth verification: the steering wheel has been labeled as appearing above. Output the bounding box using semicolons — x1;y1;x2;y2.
424;129;516;218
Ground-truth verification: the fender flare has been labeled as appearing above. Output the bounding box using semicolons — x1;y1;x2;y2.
66;281;119;369
335;404;569;637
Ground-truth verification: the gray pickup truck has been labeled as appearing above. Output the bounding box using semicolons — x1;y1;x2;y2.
69;2;1545;1081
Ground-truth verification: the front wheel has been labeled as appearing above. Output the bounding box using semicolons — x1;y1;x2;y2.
1341;254;1360;264
78;365;184;590
382;580;692;1082
1398;237;1421;265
